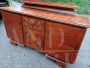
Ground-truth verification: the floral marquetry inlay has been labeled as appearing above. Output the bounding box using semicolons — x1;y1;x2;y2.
23;16;43;32
22;16;44;50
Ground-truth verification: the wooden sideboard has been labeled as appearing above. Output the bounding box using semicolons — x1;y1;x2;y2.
1;2;90;68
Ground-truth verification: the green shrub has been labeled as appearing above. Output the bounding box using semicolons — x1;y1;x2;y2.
47;0;90;15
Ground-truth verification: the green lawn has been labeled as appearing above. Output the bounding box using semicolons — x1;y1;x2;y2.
14;0;90;15
47;0;90;15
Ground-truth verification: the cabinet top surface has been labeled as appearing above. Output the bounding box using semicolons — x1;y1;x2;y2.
1;2;90;28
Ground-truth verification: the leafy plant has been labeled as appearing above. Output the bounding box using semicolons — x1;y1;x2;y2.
47;0;90;15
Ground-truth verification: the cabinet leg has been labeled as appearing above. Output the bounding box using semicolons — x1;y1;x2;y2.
10;40;17;46
56;61;66;68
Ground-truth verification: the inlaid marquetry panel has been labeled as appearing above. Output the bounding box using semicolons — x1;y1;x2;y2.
23;16;43;32
22;16;45;50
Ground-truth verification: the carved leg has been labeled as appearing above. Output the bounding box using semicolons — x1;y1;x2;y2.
10;40;17;46
56;61;66;68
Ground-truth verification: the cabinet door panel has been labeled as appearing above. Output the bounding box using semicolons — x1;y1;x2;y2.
2;11;24;44
22;16;44;50
44;21;86;63
45;22;84;50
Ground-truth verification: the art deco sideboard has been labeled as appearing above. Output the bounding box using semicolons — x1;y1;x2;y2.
1;1;90;68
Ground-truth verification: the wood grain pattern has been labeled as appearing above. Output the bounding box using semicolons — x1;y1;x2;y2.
22;1;79;10
44;21;86;50
1;3;90;28
1;2;89;68
2;11;24;44
22;16;45;50
44;21;86;63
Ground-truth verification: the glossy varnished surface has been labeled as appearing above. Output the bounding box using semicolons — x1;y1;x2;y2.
0;2;90;28
22;1;79;11
1;2;90;68
22;16;45;50
44;21;86;63
2;11;24;44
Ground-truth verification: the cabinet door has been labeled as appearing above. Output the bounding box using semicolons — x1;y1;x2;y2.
22;16;44;50
2;11;24;44
44;21;86;63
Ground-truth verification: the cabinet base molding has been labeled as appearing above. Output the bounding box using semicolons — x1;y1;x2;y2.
10;40;17;46
45;54;67;68
56;61;66;68
10;39;24;47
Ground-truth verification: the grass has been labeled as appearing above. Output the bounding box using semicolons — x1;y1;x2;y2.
47;0;90;15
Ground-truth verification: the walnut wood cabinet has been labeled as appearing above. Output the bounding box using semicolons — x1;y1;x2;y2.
1;2;90;68
2;11;87;67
